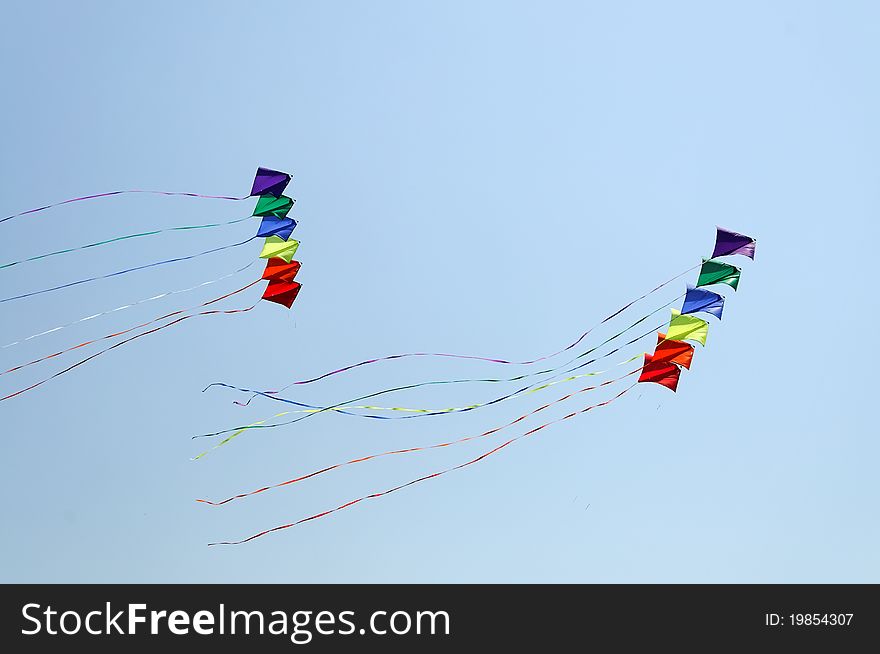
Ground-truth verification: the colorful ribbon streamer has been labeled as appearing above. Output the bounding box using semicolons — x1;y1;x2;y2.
1;189;249;224
199;372;637;506
0;261;257;350
207;384;634;545
0;300;261;403
0;236;258;304
230;264;700;405
0;280;261;377
191;307;671;459
0;215;255;270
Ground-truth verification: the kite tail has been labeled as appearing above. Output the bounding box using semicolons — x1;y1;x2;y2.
0;215;254;270
224;263;701;404
0;236;258;304
0;261;257;351
0;280;261;378
0;302;260;403
197;372;637;506
190;308;671;455
1;190;250;224
207;384;635;545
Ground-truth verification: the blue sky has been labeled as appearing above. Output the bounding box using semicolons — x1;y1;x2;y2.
0;1;877;582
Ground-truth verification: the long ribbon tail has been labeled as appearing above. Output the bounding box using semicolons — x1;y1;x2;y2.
220;289;678;414
1;189;249;224
204;367;613;423
0;236;257;304
0;302;260;403
0;280;261;377
232;264;698;399
193;295;678;451
0;261;257;350
198;372;637;506
192;364;614;460
0;215;254;270
193;317;661;458
207;385;634;545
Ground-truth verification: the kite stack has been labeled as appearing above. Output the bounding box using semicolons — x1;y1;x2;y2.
637;227;756;392
250;167;303;309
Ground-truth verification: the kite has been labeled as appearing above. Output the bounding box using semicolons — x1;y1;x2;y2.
634;226;755;396
712;226;756;260
257;218;297;240
637;354;682;392
258;236;300;263
696;258;741;291
246;167;303;310
262;259;301;283
253;194;295;218
681;285;725;320
216;225;752;401
665;309;709;346
261;281;302;309
250;167;292;198
0;166;304;401
2;169;760;544
194;226;756;544
650;332;694;369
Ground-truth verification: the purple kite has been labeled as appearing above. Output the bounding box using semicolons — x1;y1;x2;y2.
250;167;292;198
712;227;756;260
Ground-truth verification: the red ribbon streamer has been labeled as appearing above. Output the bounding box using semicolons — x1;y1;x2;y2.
207;384;635;545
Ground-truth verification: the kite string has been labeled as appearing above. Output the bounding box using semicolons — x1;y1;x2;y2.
1;189;250;224
207;384;635;545
197;371;638;506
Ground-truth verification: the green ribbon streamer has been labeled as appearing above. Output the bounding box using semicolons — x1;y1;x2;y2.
0;215;254;270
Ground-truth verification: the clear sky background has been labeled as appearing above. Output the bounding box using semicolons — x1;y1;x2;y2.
1;1;877;583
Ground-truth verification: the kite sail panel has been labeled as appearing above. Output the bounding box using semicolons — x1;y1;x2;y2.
681;285;724;319
256;216;297;239
637;354;681;392
249;167;303;309
665;309;709;346
651;332;694;369
262;281;302;309
259;236;300;263
253;195;295;218
696;258;741;291
262;258;301;283
712;226;756;260
250;167;292;198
